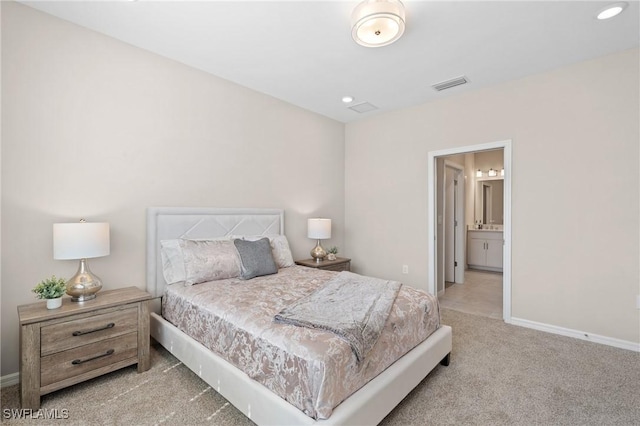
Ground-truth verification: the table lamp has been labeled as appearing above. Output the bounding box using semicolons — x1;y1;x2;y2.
307;218;331;262
53;220;110;302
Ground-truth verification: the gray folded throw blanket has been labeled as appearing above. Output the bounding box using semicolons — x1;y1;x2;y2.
274;271;402;363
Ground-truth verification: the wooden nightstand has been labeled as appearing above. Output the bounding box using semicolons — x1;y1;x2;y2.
295;257;351;272
18;286;151;409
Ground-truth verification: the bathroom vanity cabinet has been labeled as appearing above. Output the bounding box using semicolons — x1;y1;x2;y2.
467;230;503;272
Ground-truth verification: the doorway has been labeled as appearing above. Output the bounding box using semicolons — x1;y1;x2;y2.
427;140;512;321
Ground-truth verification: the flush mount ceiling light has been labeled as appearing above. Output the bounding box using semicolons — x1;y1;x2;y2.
342;96;354;103
351;0;406;48
596;2;628;19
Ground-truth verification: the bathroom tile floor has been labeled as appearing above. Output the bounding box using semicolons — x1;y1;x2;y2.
440;269;503;319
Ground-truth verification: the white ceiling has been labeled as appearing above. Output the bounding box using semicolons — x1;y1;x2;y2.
21;1;640;123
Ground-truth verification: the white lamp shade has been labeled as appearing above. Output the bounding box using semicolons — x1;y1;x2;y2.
351;0;406;47
53;222;110;260
307;218;331;240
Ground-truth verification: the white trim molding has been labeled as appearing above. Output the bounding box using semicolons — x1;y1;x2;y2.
1;372;19;388
508;317;640;352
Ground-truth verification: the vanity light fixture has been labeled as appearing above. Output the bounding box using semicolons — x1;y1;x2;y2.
501;168;505;176
488;169;497;177
351;0;406;48
596;2;628;19
476;170;483;178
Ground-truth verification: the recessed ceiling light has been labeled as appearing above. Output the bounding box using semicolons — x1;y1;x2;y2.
342;96;354;103
596;2;628;20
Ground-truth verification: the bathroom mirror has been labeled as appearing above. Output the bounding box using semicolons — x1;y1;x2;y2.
475;178;504;225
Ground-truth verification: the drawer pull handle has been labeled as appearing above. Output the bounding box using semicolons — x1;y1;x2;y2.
72;322;115;336
71;349;115;365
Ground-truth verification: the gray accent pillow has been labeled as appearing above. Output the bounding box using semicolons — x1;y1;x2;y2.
233;238;278;280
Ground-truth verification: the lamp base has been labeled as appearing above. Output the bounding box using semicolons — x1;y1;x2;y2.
66;258;102;302
310;240;327;262
70;293;97;303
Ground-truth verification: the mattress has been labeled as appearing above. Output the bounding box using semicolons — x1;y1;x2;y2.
162;265;440;420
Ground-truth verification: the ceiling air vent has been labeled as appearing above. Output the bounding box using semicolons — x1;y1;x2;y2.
348;102;378;113
432;76;469;92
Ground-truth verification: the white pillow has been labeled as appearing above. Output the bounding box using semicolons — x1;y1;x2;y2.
160;239;186;284
269;235;295;268
231;234;294;268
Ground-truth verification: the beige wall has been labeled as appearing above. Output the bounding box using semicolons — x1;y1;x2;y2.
345;48;639;344
474;150;504;174
1;2;345;376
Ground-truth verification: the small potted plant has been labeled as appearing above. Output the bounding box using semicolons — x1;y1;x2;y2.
326;246;338;261
33;276;66;309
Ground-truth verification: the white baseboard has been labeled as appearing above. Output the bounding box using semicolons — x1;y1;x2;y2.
1;372;19;388
508;317;640;352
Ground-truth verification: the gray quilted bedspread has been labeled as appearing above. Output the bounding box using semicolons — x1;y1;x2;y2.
274;271;402;363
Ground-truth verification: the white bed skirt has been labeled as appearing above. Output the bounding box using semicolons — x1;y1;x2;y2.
151;312;452;426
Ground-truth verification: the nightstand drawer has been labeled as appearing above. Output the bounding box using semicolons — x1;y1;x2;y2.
322;263;350;272
295;257;351;271
41;307;138;356
40;332;138;387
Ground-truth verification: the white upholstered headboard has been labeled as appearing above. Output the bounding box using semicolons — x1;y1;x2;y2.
146;207;284;298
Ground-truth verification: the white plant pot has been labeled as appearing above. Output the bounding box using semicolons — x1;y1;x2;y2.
46;297;62;310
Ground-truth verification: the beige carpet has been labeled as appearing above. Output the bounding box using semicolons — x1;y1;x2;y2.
2;309;639;425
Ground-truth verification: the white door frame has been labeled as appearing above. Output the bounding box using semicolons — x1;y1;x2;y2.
428;139;512;321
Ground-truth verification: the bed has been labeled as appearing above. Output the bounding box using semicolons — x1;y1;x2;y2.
147;207;452;425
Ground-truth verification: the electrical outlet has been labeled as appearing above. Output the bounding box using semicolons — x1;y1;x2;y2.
402;265;409;274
